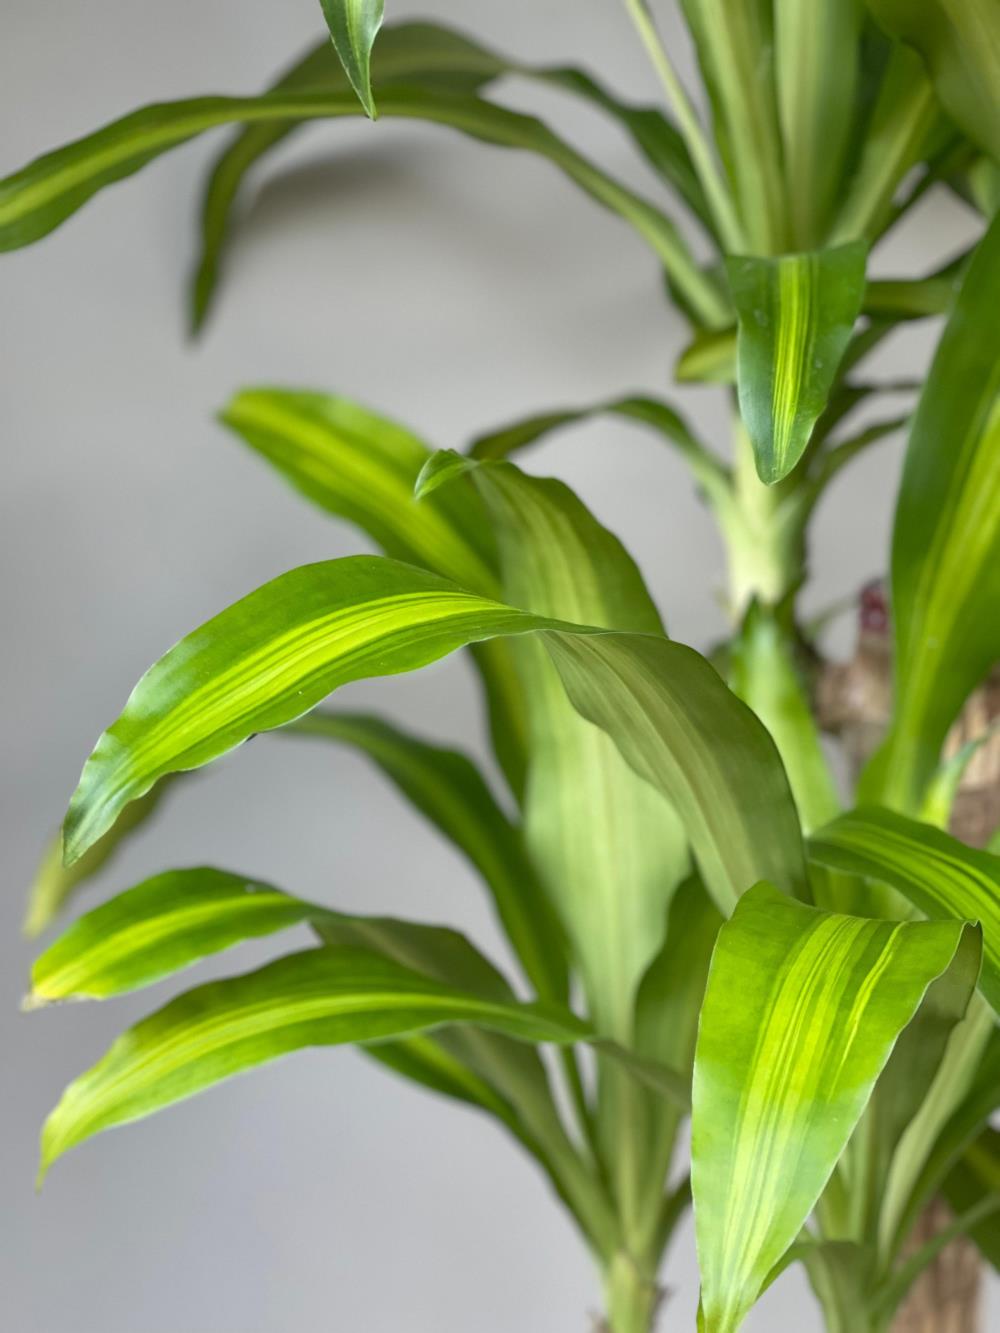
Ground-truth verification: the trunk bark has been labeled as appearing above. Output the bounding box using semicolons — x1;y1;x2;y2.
817;582;1000;1333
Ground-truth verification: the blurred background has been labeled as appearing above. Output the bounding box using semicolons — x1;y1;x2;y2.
1;2;993;1329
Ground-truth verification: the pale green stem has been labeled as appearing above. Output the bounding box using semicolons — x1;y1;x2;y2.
621;0;745;251
604;1249;661;1333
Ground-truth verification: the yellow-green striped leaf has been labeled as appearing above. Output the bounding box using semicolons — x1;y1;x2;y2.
37;945;594;1182
220;386;525;803
425;451;688;1040
221;389;498;592
28;868;319;1003
728;242;869;484
61;554;806;918
866;0;1000;161
0;88;728;329
288;709;566;1001
864;214;1000;810
319;0;384;118
61;556;552;865
809;805;1000;1012
692;882;981;1333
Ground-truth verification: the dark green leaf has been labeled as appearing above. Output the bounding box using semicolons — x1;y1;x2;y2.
727;242;869;484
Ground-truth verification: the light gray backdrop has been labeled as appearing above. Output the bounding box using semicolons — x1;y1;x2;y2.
1;2;992;1330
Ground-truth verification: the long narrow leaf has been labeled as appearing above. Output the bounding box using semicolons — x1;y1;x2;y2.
61;554;806;915
864;214;1000;809
728;242;868;484
0;88;729;329
29;868;318;1002
692;882;981;1333
809;805;1000;1012
37;945;594;1182
428;454;688;1038
220;386;526;801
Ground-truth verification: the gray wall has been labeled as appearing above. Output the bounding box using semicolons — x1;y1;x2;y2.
1;2;991;1330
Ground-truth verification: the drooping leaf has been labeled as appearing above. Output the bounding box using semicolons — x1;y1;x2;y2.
692;882;981;1333
62;554;806;916
221;386;526;802
37;945;596;1182
191;21;719;329
864;215;1000;810
727;242;869;484
287;710;566;1000
809;805;1000;1012
467;393;729;506
25;779;175;937
318;0;384;118
866;0;1000;161
61;557;553;864
191;23;508;330
29;868;319;1003
0;87;729;329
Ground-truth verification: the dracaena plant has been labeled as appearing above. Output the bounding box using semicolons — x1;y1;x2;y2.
5;2;1000;1331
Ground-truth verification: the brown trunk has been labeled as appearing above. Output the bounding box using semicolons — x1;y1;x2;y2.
817;584;1000;1333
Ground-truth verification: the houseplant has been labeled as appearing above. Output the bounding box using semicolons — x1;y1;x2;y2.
3;2;999;1330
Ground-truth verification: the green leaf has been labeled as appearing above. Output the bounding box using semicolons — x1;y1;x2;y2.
677;0;788;252
37;944;595;1182
452;455;689;1038
692;882;981;1333
866;0;1000;161
287;709;566;1000
221;386;526;802
28;868;319;1003
191;23;505;330
0;87;729;330
774;0;862;246
221;389;497;592
25;779;175;937
62;554;806;916
467;393;730;507
864;215;1000;810
727;242;869;484
318;0;384;118
61;556;552;865
809;805;1000;1012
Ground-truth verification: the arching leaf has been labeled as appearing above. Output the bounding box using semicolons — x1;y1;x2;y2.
693;883;981;1333
318;0;384;118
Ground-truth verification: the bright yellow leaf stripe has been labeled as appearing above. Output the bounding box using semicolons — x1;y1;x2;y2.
810;805;1000;1012
692;883;979;1333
